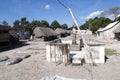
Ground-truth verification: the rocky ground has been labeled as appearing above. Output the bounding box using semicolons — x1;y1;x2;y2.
0;38;120;80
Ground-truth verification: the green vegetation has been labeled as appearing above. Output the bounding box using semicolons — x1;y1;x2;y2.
50;20;61;29
80;17;113;33
61;24;68;29
105;48;117;56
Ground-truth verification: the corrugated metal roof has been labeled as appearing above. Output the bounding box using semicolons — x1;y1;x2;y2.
113;22;120;33
97;21;119;32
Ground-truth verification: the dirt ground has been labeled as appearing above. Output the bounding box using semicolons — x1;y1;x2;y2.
0;40;120;80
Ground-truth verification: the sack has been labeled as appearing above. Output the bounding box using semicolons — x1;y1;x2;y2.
19;54;31;59
6;57;22;65
0;56;9;62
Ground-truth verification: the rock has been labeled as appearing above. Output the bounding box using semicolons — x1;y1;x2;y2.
0;56;9;62
5;57;22;65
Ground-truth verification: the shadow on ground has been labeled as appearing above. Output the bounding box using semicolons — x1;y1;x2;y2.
105;56;109;63
0;41;29;52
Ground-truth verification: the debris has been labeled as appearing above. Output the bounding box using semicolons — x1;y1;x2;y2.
0;56;9;62
5;57;22;65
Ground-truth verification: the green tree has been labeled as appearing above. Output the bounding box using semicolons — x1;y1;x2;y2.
40;20;49;27
29;20;41;34
50;20;61;29
90;19;100;33
61;24;68;29
80;17;112;33
13;20;20;31
67;26;74;30
30;20;41;27
20;17;30;31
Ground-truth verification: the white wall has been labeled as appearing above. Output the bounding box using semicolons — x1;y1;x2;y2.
84;45;105;63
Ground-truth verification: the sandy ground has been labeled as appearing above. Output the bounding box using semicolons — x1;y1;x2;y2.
0;39;120;80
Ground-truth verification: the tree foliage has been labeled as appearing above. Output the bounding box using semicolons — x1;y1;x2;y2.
61;24;68;29
50;20;61;29
12;17;30;32
80;17;112;33
20;17;30;31
30;20;41;27
13;20;20;31
40;20;49;27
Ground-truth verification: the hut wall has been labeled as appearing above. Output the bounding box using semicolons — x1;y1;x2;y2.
84;45;105;63
0;26;10;46
0;33;10;43
0;27;10;43
97;26;116;40
46;43;69;63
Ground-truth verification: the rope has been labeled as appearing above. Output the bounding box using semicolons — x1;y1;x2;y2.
56;0;68;9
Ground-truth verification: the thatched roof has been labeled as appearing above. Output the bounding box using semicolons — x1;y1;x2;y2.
65;30;72;34
55;28;66;35
0;25;10;31
55;28;71;35
33;27;56;37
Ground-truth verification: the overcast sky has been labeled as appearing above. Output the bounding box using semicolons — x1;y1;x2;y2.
0;0;120;27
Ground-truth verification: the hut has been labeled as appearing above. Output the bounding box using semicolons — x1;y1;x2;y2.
79;29;92;35
96;21;120;40
64;29;71;36
113;23;120;40
9;30;19;43
33;27;57;41
55;28;70;38
0;25;20;48
0;25;10;46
